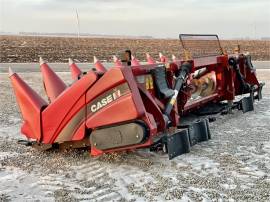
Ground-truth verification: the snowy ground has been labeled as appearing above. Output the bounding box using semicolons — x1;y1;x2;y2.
0;67;269;202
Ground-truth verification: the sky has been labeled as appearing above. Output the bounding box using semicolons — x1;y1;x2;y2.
0;0;270;39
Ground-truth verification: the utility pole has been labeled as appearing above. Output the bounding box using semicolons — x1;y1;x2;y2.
76;9;80;38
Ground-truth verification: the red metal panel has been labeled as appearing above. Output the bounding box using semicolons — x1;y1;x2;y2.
86;68;125;103
53;96;86;143
121;67;146;117
69;63;82;80
94;56;107;73
137;86;166;132
71;121;86;141
131;56;141;66
42;71;97;143
85;67;144;128
146;53;156;64
86;94;139;128
9;73;47;141
40;62;67;102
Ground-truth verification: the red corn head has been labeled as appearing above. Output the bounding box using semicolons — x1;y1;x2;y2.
146;53;156;64
159;52;168;63
40;57;67;102
9;68;47;141
131;55;141;66
69;58;82;80
113;55;123;67
93;56;107;72
172;54;178;62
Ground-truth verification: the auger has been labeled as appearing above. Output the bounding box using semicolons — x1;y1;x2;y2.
9;34;264;159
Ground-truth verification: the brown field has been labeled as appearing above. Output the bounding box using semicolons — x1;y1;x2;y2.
0;35;269;63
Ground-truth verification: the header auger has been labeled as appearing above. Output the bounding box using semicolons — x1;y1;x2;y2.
9;34;264;159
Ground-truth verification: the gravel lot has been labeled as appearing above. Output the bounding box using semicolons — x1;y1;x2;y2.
0;65;269;201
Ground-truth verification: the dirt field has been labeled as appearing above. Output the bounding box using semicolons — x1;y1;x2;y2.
0;65;269;201
0;35;270;63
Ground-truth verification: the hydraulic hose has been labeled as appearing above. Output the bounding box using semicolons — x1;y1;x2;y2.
228;57;250;93
164;62;192;117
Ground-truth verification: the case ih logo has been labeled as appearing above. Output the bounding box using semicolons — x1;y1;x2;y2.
88;83;130;114
90;90;121;113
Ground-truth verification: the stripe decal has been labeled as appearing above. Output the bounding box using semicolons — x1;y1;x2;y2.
55;108;86;143
54;83;130;143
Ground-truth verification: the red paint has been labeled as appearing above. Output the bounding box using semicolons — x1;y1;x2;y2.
71;121;86;141
131;56;141;66
42;71;97;143
94;57;107;73
86;94;139;128
10;73;47;141
69;62;82;80
113;56;123;67
40;62;67;102
146;53;156;64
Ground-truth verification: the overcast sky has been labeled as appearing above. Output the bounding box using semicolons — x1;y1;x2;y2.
0;0;269;39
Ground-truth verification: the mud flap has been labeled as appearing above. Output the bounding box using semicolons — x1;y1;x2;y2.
168;119;211;159
239;82;264;113
256;82;265;100
257;84;263;100
188;119;211;146
239;96;254;113
166;129;190;160
151;119;211;160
